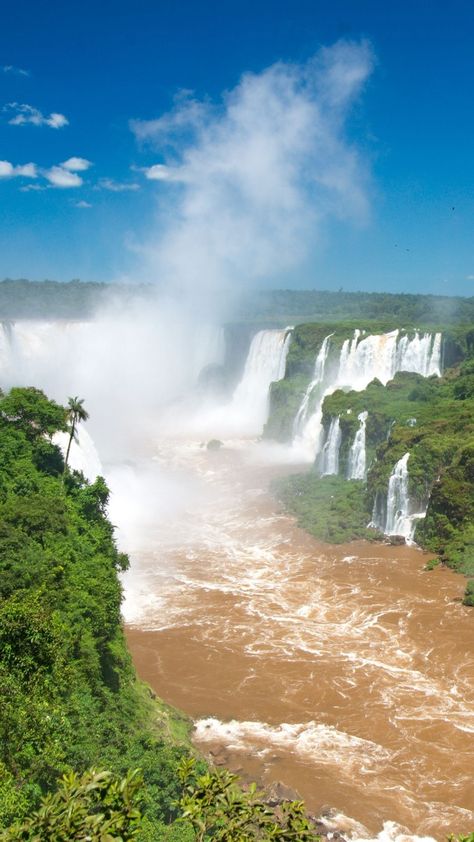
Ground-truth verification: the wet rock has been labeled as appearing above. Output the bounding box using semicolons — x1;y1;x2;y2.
208;746;230;765
207;439;223;451
264;780;302;806
386;534;406;545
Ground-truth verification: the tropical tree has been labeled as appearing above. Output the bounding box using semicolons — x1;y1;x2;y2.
64;396;89;470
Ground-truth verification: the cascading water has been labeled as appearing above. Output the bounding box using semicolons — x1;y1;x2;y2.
371;452;427;542
292;333;333;436
319;416;342;476
293;330;442;461
229;328;291;435
347;411;369;480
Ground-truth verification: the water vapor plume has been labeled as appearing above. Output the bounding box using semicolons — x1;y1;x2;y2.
131;39;374;299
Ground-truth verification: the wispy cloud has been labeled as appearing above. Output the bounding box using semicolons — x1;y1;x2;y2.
0;160;37;178
44;166;82;188
19;183;45;192
2;65;29;77
61;157;92;172
98;178;140;192
130;39;374;293
74;200;92;208
466;274;474;281
5;102;68;128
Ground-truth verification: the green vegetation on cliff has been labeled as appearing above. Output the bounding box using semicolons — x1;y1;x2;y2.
0;386;197;838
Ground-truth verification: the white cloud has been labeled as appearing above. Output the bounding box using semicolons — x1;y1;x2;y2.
61;157;92;172
466;275;474;281
130;39;374;293
44;166;82;188
99;178;140;192
74;200;92;208
143;164;177;181
0;159;37;178
2;65;29;77
5;103;68;128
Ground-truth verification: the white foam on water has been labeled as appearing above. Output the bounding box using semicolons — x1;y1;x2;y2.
194;717;391;771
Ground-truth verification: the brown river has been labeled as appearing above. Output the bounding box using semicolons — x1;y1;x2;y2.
118;439;474;840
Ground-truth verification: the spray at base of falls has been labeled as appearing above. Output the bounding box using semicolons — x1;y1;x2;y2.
292;330;442;462
347;411;369;480
371;452;427;543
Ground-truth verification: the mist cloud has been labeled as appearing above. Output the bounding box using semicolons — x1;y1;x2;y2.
131;40;374;296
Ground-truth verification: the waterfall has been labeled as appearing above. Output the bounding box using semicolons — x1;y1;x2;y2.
53;425;103;483
347;411;368;480
319;417;341;476
230;328;291;435
293;329;443;461
292;333;333;437
371;452;427;542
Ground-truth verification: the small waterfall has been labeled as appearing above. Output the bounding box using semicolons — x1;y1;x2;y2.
347;411;368;480
396;331;442;377
372;452;426;542
230;328;291;435
319;417;341;476
53;425;103;483
292;334;333;437
293;329;443;461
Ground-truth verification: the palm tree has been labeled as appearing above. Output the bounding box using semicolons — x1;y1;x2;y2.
64;396;89;470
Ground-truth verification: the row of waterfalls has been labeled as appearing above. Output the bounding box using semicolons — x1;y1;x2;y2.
0;320;442;541
237;326;442;542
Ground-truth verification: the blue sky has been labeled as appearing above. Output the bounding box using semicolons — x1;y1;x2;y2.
0;0;473;295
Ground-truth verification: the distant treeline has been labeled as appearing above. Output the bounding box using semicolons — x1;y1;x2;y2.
1;278;474;326
0;279;149;320
238;289;474;327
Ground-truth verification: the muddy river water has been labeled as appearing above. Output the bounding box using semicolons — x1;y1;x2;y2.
120;440;474;840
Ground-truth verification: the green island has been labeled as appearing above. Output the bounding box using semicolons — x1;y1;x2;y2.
267;322;474;606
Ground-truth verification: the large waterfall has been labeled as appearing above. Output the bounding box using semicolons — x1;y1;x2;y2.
293;329;442;461
347;410;368;480
319;416;341;476
371;452;427;542
230;328;291;435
